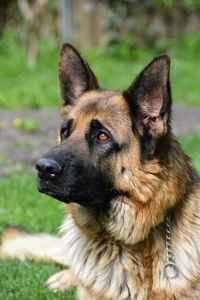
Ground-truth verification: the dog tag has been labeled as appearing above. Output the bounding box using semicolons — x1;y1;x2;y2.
164;263;179;279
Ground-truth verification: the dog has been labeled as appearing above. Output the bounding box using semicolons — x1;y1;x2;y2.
1;44;200;299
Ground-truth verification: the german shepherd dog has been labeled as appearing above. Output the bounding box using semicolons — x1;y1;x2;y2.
1;44;200;299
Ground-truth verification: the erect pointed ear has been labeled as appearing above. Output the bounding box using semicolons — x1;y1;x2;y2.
123;55;171;139
59;43;99;107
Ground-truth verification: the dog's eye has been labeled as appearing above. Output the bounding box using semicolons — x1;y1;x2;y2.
61;128;69;139
97;131;110;141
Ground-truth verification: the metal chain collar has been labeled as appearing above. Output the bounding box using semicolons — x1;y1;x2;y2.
164;213;179;279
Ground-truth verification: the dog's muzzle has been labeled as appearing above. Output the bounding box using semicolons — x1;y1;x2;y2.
35;148;116;207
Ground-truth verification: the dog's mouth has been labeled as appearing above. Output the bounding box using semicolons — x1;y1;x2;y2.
37;175;119;208
37;177;71;203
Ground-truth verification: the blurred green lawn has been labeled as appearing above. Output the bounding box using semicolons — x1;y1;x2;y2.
0;35;199;109
0;134;200;300
0;173;76;300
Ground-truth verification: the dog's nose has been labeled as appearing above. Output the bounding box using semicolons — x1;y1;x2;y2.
35;158;61;178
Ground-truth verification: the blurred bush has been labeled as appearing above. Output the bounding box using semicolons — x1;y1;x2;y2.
1;0;200;56
100;0;200;56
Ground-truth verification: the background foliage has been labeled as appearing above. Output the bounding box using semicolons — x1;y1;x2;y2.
100;0;200;58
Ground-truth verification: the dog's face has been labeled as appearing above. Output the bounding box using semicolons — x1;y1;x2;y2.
37;90;134;208
36;44;171;210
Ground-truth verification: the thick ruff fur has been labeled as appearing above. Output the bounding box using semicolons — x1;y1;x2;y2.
1;44;200;300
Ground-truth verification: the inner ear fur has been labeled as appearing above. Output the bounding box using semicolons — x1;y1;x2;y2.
59;43;99;107
123;54;171;139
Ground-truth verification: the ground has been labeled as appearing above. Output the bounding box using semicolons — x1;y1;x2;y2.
0;106;200;177
0;108;60;177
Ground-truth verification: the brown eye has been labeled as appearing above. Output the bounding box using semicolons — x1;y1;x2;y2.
62;129;68;138
97;132;109;141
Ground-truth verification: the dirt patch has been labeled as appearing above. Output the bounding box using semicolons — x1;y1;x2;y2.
0;106;200;177
0;108;60;177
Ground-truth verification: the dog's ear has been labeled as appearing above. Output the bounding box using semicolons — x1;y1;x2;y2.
59;43;99;106
123;55;171;139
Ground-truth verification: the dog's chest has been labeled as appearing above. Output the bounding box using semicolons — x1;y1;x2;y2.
61;216;154;300
61;211;200;300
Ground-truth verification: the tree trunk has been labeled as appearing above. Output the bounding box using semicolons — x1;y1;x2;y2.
17;0;49;67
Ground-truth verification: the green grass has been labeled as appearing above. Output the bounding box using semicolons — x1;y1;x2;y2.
0;34;199;109
0;36;60;110
0;173;75;300
0;134;199;299
0;174;64;234
13;117;38;133
178;133;200;173
87;49;200;107
0;260;75;300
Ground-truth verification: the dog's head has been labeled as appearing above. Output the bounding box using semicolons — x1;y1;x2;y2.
36;44;173;211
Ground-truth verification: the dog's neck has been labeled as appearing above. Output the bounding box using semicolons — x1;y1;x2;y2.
66;139;197;247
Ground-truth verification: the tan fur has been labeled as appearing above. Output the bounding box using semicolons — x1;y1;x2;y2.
1;51;200;300
46;269;78;291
